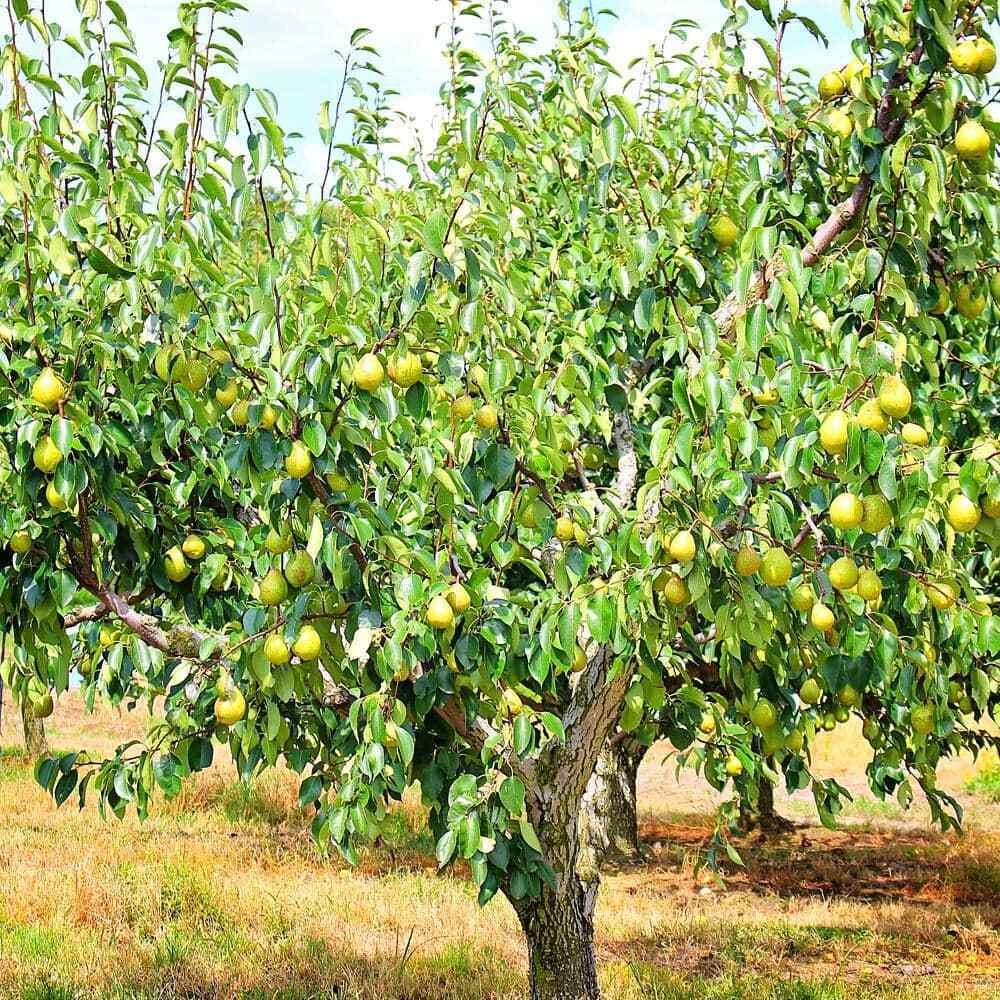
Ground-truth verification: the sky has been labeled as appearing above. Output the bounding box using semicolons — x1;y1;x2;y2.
41;0;856;182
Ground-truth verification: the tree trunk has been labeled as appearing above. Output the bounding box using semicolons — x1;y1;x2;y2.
511;873;600;1000
739;778;794;835
579;738;643;865
20;701;47;756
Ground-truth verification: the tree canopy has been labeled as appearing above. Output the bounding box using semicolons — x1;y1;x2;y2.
1;1;999;997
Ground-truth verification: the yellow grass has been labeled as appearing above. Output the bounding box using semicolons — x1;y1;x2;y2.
1;691;998;1000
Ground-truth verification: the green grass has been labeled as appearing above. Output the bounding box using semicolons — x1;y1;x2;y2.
965;763;1000;803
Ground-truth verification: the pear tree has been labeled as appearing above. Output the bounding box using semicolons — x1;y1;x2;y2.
1;2;1000;1000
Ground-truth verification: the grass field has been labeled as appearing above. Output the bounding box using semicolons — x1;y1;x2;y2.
1;690;998;1000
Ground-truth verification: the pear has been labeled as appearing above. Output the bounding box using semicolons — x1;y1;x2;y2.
164;546;190;582
475;404;498;431
829;492;864;530
451;394;475;419
46;481;68;511
829;556;859;591
811;602;835;632
819;410;849;455
860;494;892;533
259;404;278;430
818;69;846;100
285;441;313;479
709;214;739;249
426;595;454;629
259;567;289;606
877;376;911;418
292;624;321;660
734;546;761;577
387;352;423;388
214;686;246;726
947;494;981;532
956;120;991;160
31;367;65;409
555;517;575;542
181;534;206;560
10;530;31;554
284;550;315;588
266;527;293;555
662;573;689;607
264;634;290;665
353;353;384;392
33;435;63;474
216;380;239;407
668;529;696;564
445;582;471;613
760;547;792;586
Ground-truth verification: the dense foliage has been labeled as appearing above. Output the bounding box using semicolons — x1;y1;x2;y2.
1;0;999;996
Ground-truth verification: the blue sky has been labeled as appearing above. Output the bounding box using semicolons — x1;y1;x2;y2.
44;1;855;180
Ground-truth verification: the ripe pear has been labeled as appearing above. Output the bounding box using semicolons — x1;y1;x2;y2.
709;214;738;249
387;352;423;388
818;69;846;100
955;120;991;160
811;602;835;632
976;38;996;74
725;754;743;777
947;494;981;532
45;481;67;511
983;496;1000;519
292;624;322;660
750;698;777;730
216;380;239;407
164;546;190;583
230;400;250;426
446;582;471;614
955;283;987;319
259;404;278;430
284;550;315;588
662;573;689;607
877;375;911;418
266;527;293;554
799;677;823;705
214;686;246;726
901;423;929;446
555;516;575;542
857;398;888;433
181;534;206;560
926;580;956;610
264;633;290;665
827;109;852;139
182;359;208;391
951;39;982;74
285;441;313;480
452;394;475;419
829;556;859;591
353;353;384;392
761;547;792;587
475;404;499;431
31;367;65;409
259;567;289;606
791;583;815;612
10;530;31;554
669;529;696;564
860;494;892;533
33;435;63;474
734;545;761;577
829;492;864;530
856;568;881;602
819;410;850;455
427;595;454;629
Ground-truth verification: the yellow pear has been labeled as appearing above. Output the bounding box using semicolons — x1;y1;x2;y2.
259;404;278;430
829;556;859;591
947;494;981;532
475;404;499;431
353;353;384;392
901;423;929;446
427;595;455;629
214;686;246;726
860;494;893;533
819;410;850;455
877;376;911;418
387;352;423;388
669;529;696;564
181;534;206;560
10;530;31;554
760;547;792;587
446;582;471;614
31;367;66;409
285;441;313;479
662;573;689;607
856;568;882;602
826;109;852;139
216;380;239;407
709;215;738;249
811;602;835;632
33;435;63;474
45;481;67;511
734;546;761;577
975;38;997;75
818;70;846;100
284;550;315;588
791;583;815;612
292;625;322;660
955;283;986;319
259;567;289;606
264;633;290;665
452;394;475;419
230;400;250;426
164;546;190;583
555;516;575;542
829;492;863;530
956;120;991;160
857;398;888;433
926;580;956;610
951;39;982;74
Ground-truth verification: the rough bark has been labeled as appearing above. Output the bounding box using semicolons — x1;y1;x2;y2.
20;700;47;756
580;738;644;865
739;778;795;836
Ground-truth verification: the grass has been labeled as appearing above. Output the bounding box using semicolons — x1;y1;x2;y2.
966;762;1000;803
0;692;998;1000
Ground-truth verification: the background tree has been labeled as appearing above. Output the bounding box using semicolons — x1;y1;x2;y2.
1;2;999;1000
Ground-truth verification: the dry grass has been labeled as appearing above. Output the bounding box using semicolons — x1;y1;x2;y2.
1;690;998;1000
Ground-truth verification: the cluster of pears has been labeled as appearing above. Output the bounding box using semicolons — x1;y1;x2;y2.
214;671;247;726
426;580;472;630
263;622;322;665
798;675;865;731
817;57;866;102
163;533;211;583
258;534;316;606
653;528;699;607
28;368;72;512
950;35;996;77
